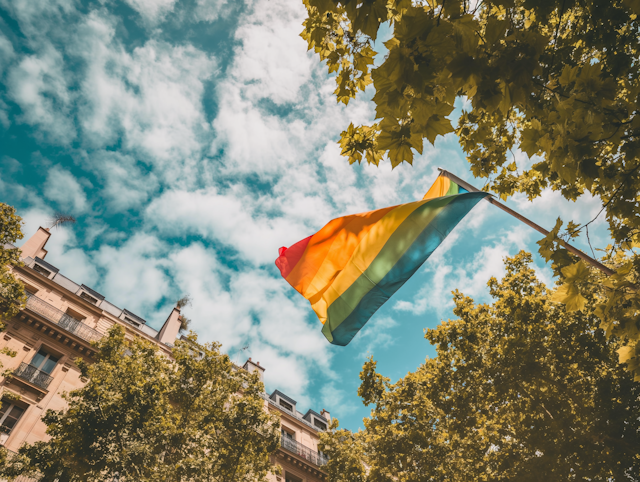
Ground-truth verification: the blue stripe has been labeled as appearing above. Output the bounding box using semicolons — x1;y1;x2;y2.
325;192;488;346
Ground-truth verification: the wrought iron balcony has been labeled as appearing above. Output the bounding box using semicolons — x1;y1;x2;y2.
0;448;40;482
25;294;102;344
12;363;53;391
280;436;328;467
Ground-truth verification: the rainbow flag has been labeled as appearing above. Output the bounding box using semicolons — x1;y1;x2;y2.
275;174;488;346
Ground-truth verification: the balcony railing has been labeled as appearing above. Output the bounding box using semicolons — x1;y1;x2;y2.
25;294;102;344
12;363;53;391
281;436;328;467
0;448;41;482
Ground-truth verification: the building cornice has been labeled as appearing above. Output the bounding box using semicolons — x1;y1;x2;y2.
275;448;327;479
14;265;172;354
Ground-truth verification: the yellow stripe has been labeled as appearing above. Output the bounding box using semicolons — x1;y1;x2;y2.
422;176;450;200
307;199;429;323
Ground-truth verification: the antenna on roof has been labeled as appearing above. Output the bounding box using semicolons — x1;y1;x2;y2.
176;295;192;310
48;213;76;230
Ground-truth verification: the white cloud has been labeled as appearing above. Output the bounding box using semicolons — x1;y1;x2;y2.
0;0;78;40
394;223;540;316
6;44;76;143
93;233;171;316
230;0;312;105
166;243;332;405
43;166;89;214
73;12;215;172
83;151;159;212
352;315;398;359
210;0;377;180
15;209;52;246
123;0;178;24
0;32;15;75
318;382;358;418
17;208;99;285
193;0;229;22
510;187;610;254
145;187;313;266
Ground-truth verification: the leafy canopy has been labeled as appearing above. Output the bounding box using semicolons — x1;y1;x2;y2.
0;327;281;482
0;203;25;324
320;253;640;481
302;0;640;379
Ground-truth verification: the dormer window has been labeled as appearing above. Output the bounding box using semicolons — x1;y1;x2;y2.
77;285;104;306
32;258;59;279
80;292;98;304
124;317;140;328
120;310;146;328
302;409;327;431
33;264;51;278
270;390;298;415
313;418;327;431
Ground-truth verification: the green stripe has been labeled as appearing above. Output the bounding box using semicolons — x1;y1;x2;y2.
446;181;459;196
324;195;457;330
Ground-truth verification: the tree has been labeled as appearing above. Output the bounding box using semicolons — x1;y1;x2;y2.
0;203;26;324
301;0;640;379
319;252;640;481
0;326;281;482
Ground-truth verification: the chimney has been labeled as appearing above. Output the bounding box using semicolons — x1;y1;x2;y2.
157;306;181;345
321;409;331;422
20;227;51;260
243;358;265;384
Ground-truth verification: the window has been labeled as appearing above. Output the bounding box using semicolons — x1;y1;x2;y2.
33;264;51;278
80;292;98;304
285;472;303;482
124;317;140;328
65;308;86;321
279;398;293;412
22;282;39;295
281;429;295;441
30;348;59;375
313;418;327;431
0;400;25;437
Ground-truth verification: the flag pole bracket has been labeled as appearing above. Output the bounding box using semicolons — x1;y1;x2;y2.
438;168;615;276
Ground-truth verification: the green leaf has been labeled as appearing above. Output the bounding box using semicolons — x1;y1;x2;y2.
550;283;587;312
388;143;413;167
559;65;579;86
560;261;590;282
537;218;563;262
424;115;454;145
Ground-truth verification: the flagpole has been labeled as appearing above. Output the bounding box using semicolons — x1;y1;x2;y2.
438;168;616;276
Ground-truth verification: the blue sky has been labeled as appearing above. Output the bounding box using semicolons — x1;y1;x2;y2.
0;0;610;431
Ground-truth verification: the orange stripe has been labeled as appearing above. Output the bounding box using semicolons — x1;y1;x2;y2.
422;176;450;200
286;206;397;295
308;198;432;322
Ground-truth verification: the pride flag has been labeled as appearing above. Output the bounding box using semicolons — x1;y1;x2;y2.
275;174;488;346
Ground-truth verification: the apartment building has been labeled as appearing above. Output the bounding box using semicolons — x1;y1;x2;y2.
1;227;329;481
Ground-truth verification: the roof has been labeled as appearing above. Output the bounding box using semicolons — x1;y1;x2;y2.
303;409;325;422
122;309;147;325
270;389;297;406
262;393;323;433
34;256;59;273
22;256;159;339
80;284;105;301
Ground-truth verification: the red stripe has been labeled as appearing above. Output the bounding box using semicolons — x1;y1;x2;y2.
275;235;313;279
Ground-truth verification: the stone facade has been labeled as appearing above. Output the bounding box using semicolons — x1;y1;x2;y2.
0;227;328;481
